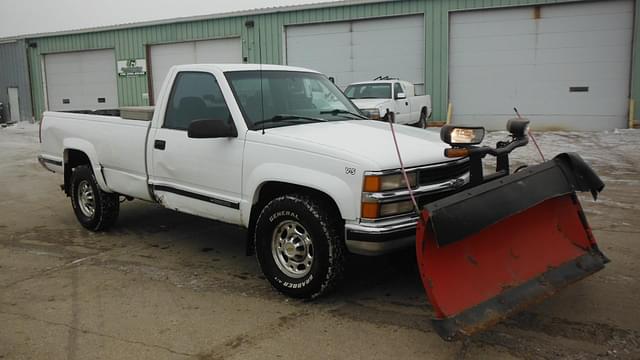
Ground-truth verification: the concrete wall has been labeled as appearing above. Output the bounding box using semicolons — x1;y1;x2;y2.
0;39;33;122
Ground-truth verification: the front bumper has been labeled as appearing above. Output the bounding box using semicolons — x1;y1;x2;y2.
344;216;418;256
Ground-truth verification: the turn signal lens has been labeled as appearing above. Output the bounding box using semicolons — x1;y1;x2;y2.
361;202;380;219
363;176;382;192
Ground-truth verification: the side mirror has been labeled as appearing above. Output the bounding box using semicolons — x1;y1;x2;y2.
395;92;406;100
188;119;238;139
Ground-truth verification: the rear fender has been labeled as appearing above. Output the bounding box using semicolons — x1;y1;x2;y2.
63;138;112;192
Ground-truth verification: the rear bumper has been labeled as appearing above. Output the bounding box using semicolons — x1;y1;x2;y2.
344;217;417;256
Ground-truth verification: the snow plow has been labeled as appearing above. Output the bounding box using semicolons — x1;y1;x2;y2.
416;119;608;340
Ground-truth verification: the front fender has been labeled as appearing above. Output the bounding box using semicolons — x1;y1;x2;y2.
63;138;112;192
243;163;358;226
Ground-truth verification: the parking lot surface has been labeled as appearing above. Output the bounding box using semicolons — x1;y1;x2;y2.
1;124;639;359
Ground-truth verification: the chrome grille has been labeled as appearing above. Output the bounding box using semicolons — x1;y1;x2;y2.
418;160;469;186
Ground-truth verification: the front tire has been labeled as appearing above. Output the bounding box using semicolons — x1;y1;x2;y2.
254;194;345;299
70;165;119;231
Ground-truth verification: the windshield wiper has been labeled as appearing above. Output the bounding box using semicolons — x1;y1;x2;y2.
253;114;328;127
319;109;368;120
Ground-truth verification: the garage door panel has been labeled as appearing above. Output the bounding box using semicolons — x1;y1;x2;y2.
450;0;632;130
450;49;536;67
537;29;632;50
195;39;243;63
286;15;424;90
287;34;352;50
451;34;537;53
45;49;118;111
450;19;535;38
535;46;631;64
352;15;422;31
533;62;630;82
150;38;241;101
544;0;632;17
451;7;531;24
538;13;633;34
286;22;350;37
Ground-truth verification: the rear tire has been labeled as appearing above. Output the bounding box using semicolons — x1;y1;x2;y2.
70;165;119;231
254;194;345;299
413;109;427;129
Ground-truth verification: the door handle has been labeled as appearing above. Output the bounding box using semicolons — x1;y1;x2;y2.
154;140;166;150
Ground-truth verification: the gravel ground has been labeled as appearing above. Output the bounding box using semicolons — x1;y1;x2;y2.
0;122;639;359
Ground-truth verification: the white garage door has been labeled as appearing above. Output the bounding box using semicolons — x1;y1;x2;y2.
45;49;118;112
449;0;633;130
286;15;425;92
149;38;242;102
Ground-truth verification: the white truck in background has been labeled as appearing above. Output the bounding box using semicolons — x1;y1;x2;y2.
38;64;469;300
344;79;431;128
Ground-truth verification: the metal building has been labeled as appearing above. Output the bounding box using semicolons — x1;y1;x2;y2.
0;39;33;122
17;0;640;130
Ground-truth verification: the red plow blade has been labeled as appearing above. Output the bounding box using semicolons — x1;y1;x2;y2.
416;153;607;340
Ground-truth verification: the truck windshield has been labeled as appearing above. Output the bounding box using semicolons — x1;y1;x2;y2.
344;83;392;99
225;70;363;129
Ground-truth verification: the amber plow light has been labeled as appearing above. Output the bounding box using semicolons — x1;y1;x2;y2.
444;148;469;158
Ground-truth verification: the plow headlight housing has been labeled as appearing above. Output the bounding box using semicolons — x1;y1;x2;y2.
361;108;381;120
441;125;485;146
363;173;417;192
506;118;530;139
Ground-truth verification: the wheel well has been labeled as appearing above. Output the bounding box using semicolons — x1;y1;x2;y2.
63;149;91;195
245;181;343;253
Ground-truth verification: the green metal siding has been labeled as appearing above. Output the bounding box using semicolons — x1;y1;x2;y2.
27;0;640;123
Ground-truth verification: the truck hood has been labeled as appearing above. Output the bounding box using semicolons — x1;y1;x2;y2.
264;120;451;170
351;98;392;109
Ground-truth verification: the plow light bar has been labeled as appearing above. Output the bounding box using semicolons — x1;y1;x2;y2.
440;125;485;146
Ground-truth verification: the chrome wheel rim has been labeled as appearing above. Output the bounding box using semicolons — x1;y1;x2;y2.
77;180;96;218
271;220;314;278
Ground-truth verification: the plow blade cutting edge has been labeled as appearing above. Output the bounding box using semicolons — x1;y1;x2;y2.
416;153;608;341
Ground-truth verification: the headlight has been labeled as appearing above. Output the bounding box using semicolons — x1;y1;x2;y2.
440;125;485;145
361;200;415;219
363;173;417;192
361;108;380;120
379;200;415;217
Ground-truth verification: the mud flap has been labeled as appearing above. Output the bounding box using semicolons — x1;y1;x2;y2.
416;153;608;341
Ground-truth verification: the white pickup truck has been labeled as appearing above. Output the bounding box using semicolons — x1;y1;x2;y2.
38;64;469;299
344;80;432;128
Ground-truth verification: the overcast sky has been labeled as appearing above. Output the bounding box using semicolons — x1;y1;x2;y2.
0;0;338;38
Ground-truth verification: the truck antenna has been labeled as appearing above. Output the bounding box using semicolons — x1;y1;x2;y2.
514;107;545;162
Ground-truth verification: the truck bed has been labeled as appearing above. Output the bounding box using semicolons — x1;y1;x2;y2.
40;111;153;201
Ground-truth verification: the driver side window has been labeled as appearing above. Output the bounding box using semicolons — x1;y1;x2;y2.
164;72;231;131
394;83;404;98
